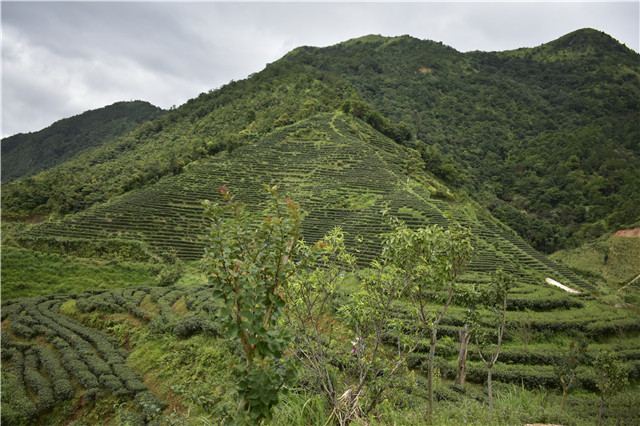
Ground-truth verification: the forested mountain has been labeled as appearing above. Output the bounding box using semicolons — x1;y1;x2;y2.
1;101;164;182
281;28;640;252
2;29;638;252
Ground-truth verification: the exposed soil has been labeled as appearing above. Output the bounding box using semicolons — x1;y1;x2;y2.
615;227;640;238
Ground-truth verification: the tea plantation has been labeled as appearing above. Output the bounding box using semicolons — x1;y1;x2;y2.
16;113;591;290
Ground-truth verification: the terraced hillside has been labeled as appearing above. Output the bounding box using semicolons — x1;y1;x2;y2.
2;273;639;424
20;112;590;292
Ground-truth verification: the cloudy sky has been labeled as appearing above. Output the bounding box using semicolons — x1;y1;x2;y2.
2;1;638;138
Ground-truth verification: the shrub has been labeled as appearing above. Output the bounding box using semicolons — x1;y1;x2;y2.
135;391;168;421
23;350;56;412
36;346;74;400
173;314;220;339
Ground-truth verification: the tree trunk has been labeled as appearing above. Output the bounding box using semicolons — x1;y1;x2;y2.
487;366;494;411
560;377;567;410
456;324;471;386
598;394;604;426
428;328;437;422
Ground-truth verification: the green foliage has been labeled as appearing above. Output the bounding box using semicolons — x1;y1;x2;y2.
2;245;153;300
154;258;185;287
11;235;153;261
289;30;640;252
475;269;512;410
336;246;416;423
510;308;534;352
383;217;473;419
554;339;588;410
550;233;640;292
202;185;303;423
1;100;164;182
1;62;346;220
1;28;639;425
0;246;156;300
593;351;629;425
283;228;356;416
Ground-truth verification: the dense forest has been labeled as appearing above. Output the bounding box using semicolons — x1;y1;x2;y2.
282;29;640;252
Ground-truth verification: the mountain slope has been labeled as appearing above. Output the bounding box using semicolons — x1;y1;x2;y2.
278;29;640;252
2;29;638;249
1;64;348;220
19;112;592;292
1;101;164;182
2;29;640;426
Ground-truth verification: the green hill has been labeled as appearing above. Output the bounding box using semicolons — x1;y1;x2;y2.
3;29;638;252
1;29;639;425
1;101;164;183
281;29;640;252
14;112;592;291
1;64;347;220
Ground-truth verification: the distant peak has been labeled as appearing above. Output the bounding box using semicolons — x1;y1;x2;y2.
550;28;630;53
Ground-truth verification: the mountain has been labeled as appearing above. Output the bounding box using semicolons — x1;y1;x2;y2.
15;112;592;292
1;101;165;183
3;29;638;253
1;64;347;219
280;28;640;252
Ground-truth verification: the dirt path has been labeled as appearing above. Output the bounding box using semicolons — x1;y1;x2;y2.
615;227;640;238
545;277;580;293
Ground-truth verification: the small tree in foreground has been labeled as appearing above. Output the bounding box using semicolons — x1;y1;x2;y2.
455;284;480;386
593;351;628;426
336;259;417;424
202;185;303;423
383;218;473;420
282;228;357;423
284;225;415;425
554;339;587;411
475;269;511;411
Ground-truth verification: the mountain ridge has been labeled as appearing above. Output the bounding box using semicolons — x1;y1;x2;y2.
2;29;638;253
1;100;165;182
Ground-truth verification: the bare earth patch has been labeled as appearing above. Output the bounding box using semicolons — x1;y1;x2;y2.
615;227;640;238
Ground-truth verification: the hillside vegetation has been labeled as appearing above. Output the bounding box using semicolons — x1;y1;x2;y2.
1;29;639;425
285;29;640;252
1;101;164;183
3;29;639;252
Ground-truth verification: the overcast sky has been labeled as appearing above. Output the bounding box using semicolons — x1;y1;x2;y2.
2;1;638;138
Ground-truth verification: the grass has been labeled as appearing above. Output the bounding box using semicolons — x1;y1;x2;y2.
2;274;639;425
551;234;640;285
0;246;156;299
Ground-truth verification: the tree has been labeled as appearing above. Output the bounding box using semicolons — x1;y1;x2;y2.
593;351;629;425
554;339;587;411
282;223;417;425
384;218;473;420
202;185;303;423
454;284;480;386
512;308;534;353
475;269;511;411
281;228;358;423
